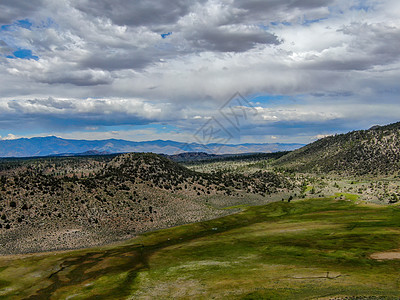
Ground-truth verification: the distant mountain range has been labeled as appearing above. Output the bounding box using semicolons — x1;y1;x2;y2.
0;136;304;158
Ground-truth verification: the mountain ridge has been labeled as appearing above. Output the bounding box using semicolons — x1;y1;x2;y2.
0;136;304;157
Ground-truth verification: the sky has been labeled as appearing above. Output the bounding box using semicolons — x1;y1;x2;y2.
0;0;399;144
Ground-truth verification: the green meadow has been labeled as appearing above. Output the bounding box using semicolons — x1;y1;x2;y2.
1;197;400;299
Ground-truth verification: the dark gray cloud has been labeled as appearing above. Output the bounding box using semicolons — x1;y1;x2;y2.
74;0;203;27
233;0;334;20
37;71;113;86
288;0;335;9
80;50;154;71
189;26;280;52
0;0;43;24
234;0;333;11
301;22;400;71
0;40;13;55
341;22;400;64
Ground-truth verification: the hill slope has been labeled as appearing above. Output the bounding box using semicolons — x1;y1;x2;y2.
0;153;292;254
0;136;303;157
274;122;400;175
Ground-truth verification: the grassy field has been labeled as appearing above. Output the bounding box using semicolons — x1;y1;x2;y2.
1;197;400;299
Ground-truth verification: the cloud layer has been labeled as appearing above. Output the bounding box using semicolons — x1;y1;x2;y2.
0;0;400;143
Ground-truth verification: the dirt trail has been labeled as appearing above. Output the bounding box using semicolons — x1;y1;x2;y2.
370;251;400;260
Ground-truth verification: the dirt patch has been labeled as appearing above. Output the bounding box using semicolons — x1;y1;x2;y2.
370;251;400;260
290;271;343;280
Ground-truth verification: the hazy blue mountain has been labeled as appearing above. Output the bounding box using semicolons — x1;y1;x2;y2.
0;136;304;157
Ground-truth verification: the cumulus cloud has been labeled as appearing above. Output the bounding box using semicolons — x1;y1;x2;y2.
0;0;400;143
188;24;280;52
73;0;202;27
313;134;333;140
0;133;19;140
3;97;176;125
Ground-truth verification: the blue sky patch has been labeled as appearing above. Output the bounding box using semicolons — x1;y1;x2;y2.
9;49;39;60
302;18;328;26
17;19;33;29
161;32;172;39
250;94;297;107
0;19;33;32
351;0;373;11
270;21;291;26
0;24;12;32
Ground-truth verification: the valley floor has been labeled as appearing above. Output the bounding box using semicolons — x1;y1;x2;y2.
1;196;400;299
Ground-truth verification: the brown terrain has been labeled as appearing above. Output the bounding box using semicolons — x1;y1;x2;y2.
0;153;291;254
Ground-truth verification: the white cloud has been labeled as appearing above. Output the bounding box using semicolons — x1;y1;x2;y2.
0;133;19;140
0;0;399;142
313;134;333;140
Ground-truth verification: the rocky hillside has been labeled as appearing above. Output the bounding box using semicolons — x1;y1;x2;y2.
166;151;289;163
274;122;400;175
0;153;292;254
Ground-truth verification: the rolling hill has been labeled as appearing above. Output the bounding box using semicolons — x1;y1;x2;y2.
274;121;400;175
0;152;292;254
